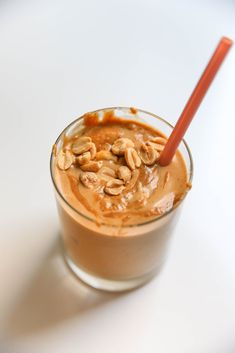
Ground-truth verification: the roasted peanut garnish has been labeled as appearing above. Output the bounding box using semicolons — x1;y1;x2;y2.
71;136;92;154
112;138;134;156
146;136;167;152
80;161;103;172
80;172;98;188
96;150;118;162
139;144;159;165
104;179;125;196
72;136;96;159
117;166;131;183
125;169;140;191
77;151;91;165
57;150;74;170
125;147;141;170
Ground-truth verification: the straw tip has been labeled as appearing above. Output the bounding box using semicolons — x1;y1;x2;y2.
221;36;233;47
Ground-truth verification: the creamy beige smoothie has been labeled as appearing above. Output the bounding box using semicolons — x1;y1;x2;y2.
51;108;192;291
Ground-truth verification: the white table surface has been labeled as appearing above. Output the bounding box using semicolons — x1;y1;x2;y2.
0;0;235;352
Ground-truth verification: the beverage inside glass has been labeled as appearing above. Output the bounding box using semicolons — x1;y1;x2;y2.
50;107;193;292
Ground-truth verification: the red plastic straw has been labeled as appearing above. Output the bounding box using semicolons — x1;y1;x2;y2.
159;37;233;166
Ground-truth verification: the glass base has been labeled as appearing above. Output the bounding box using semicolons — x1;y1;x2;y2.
64;253;160;292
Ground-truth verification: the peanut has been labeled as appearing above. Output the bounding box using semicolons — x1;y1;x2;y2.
125;147;141;170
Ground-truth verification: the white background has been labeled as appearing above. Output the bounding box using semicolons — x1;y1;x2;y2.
0;0;235;352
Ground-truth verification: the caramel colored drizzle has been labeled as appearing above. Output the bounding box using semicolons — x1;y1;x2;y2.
67;174;99;218
84;112;99;126
130;107;138;114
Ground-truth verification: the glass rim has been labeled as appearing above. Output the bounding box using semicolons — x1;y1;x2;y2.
50;106;194;228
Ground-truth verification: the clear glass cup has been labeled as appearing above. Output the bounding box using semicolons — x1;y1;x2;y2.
50;107;193;292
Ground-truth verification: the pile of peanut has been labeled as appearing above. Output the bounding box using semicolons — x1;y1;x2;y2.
57;135;167;196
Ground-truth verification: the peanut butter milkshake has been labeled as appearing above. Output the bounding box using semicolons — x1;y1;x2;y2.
51;107;192;291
